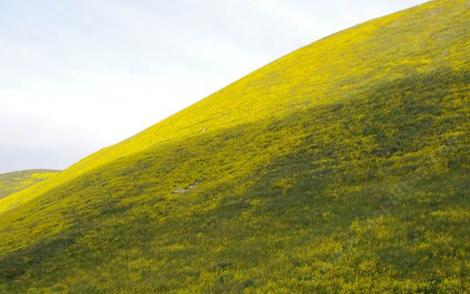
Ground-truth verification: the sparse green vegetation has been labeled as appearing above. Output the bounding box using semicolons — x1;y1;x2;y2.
0;170;59;199
0;0;469;292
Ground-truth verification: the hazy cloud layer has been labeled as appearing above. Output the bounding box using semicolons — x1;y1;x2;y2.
0;0;427;173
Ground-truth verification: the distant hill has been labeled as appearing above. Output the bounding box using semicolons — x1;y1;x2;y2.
0;0;468;292
0;170;59;199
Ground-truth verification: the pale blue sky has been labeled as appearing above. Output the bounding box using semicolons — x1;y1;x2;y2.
0;0;427;173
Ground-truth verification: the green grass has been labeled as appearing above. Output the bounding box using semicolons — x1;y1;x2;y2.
0;170;59;199
0;0;469;292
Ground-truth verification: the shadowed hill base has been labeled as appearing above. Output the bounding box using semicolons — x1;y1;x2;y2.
0;0;469;292
0;170;59;199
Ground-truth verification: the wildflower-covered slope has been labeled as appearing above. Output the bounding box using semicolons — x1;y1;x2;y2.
0;170;58;199
0;0;469;292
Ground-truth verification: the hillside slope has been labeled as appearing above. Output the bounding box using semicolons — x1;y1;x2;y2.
0;0;469;292
0;170;59;199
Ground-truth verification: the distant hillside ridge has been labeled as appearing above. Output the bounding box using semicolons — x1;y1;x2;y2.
0;169;59;199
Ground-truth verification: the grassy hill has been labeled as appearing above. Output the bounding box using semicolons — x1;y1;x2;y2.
0;0;469;292
0;170;59;199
